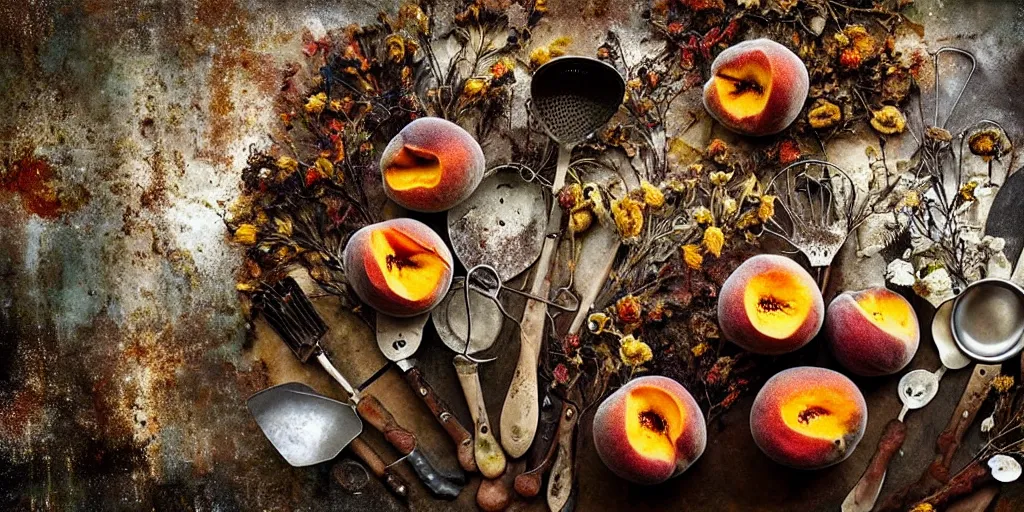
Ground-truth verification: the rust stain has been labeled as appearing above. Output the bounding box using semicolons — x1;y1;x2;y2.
0;152;90;219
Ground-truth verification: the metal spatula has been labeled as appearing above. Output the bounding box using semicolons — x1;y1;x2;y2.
502;56;625;458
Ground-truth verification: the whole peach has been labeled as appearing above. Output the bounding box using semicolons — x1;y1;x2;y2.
826;287;920;376
593;375;706;485
702;38;809;136
342;218;453;317
718;254;824;355
380;117;485;213
750;366;867;469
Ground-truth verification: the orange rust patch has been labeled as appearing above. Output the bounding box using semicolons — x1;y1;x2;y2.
1;154;90;219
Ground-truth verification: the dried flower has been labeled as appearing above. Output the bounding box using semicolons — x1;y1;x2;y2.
993;375;1015;393
619;335;653;367
758;195;776;222
588;312;612;334
682;244;703;269
959;181;978;202
691;342;710;357
640;181;665;208
844;25;876;55
553;363;570;385
385;34;405;63
839;47;862;69
529;37;571;69
808;100;842;129
706;138;729;163
562;334;581;354
616;295;643;325
968;128;1012;161
233;224;258;245
304;92;327;114
721;197;738;216
870;106;906;135
559;183;584;210
612;196;644;239
710;171;733;187
462;77;489;98
693;206;714;225
777;139;801;165
910;504;934;512
276;156;299;175
703;226;725;257
900;190;921;209
569;209;593;234
489;57;514;80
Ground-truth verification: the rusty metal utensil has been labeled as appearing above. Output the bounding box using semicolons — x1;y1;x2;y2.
258;278;462;499
248;382;409;500
764;160;870;289
376;312;477;473
448;167;548;282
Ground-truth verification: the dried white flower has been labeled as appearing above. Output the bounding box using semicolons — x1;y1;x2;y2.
989;454;1022;483
885;259;916;287
981;415;995;433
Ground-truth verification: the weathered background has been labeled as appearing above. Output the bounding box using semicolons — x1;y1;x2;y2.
2;0;1024;510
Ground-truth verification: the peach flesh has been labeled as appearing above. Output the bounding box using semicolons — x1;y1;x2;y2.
718;254;824;355
827;288;920;376
342;218;453;317
751;367;866;469
593;376;706;485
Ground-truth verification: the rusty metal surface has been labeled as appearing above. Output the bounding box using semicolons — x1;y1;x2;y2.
2;0;1024;510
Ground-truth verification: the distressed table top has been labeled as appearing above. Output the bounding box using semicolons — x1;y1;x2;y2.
2;0;1023;510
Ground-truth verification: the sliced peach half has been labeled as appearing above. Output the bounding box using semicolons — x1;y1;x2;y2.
703;38;809;137
380;117;485;213
719;254;824;355
343;218;453;317
826;287;920;376
751;366;867;469
593;376;706;485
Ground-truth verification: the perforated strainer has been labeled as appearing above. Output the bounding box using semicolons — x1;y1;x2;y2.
531;57;626;146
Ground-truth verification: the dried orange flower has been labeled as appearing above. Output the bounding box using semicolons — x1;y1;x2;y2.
233;224;258;245
490;57;514;80
706;138;729;162
870;106;906;135
809;100;842;129
703;226;725;257
569;210;593;234
612;196;644;239
993;375;1015;393
758;195;776;222
910;504;934;512
616;295;643;325
682;244;703;269
619;335;653;367
304;92;327;114
839;47;862;69
968;128;1011;161
844;25;876;55
640;181;665;208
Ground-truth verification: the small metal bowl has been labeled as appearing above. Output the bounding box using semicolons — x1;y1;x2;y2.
951;278;1024;363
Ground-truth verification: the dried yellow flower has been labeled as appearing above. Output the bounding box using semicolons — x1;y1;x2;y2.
587;312;611;334
909;504;934;512
691;342;710;357
233;224;258;245
640;181;665;208
870;106;906;135
710;171;733;187
959;181;978;202
274;217;293;236
462;77;489;98
385;34;405;63
569;209;593;234
703;226;725;257
612;196;644;239
844;25;876;55
235;282;257;292
619;335;653;367
968;128;1011;161
315;156;335;178
833;32;850;46
758;195;776;222
682;244;703;270
721;197;738;216
993;375;1015;393
304;92;327;114
277;156;299;174
808;100;842;129
693;206;714;225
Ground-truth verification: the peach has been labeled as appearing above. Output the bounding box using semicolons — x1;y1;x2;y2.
592;376;706;485
750;366;867;469
826;287;920;376
718;254;824;355
342;218;453;317
380;117;485;212
702;38;809;136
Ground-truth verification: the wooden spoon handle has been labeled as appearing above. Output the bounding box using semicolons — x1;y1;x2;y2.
346;436;409;500
355;394;417;455
455;355;507;479
501;289;548;458
841;418;907;512
546;403;579;512
403;365;477;473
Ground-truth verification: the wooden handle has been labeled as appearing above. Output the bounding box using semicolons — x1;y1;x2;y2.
477;463;520;512
546;403;578;512
515;401;568;497
455;355;507;479
403;366;477;473
501;281;550;458
931;364;999;481
346;436;409;500
355;394;417;456
841;419;907;512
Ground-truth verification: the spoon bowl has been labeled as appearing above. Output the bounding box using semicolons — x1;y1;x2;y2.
898;369;940;411
932;298;972;370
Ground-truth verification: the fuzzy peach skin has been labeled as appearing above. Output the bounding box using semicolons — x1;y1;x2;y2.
702;38;809;136
826;287;920;376
379;117;485;213
718;254;824;355
342;218;453;317
750;366;867;469
593;376;706;485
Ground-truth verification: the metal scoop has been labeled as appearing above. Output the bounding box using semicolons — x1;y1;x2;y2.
951;278;1024;362
503;56;624;458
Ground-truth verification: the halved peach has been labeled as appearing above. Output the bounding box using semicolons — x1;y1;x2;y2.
702;38;809;136
592;376;706;485
826;287;920;376
342;218;453;317
380;117;485;212
718;254;824;355
750;366;867;469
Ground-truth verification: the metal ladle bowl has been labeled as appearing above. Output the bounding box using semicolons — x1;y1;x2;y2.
951;278;1024;362
531;56;625;146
